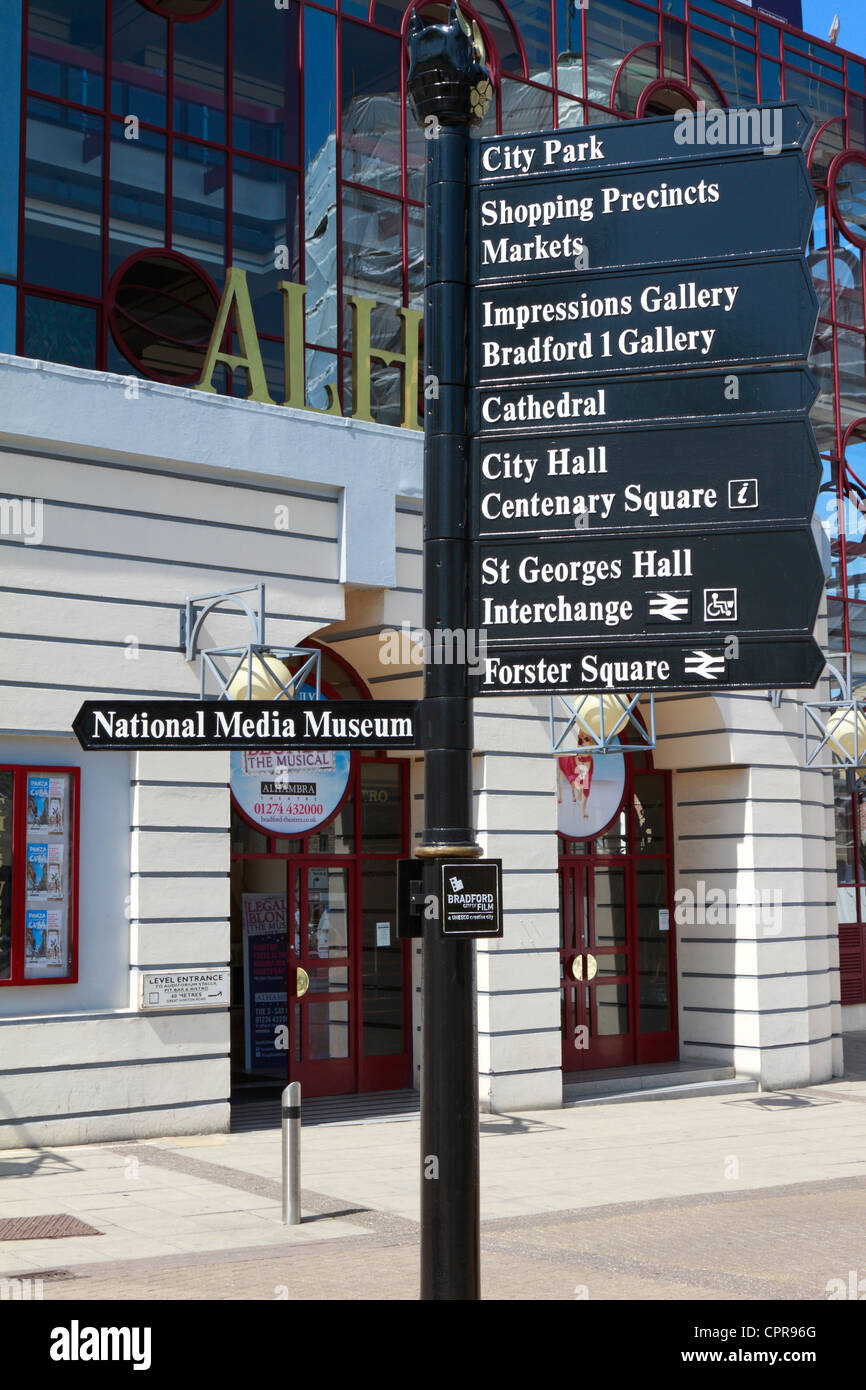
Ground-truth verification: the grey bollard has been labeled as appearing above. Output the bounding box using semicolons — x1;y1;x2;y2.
281;1081;301;1225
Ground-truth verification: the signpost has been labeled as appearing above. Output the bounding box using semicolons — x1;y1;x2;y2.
468;102;822;701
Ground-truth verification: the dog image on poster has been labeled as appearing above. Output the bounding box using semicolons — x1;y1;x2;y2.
557;737;626;841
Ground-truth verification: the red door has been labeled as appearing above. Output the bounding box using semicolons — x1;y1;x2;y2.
559;767;678;1073
289;861;355;1095
560;862;633;1070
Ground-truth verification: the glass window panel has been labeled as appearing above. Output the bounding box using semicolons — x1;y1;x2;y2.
594;981;628;1036
838;333;866;484
0;772;13;980
636;864;670;1034
111;0;167;127
307;965;348;993
23;295;97;369
24;770;74;977
232;156;299;338
305;347;340;412
592;866;626;946
844;422;866;602
815;453;842;595
759;21;779;58
633;774;667;854
172;4;226;145
28;0;105;108
689;32;757;106
231;809;269;854
595;952;628;977
233;0;299;163
593;808;628;855
306;1001;349;1058
361;763;402;852
306;867;348;957
405;95;425;203
108;124;166;278
24;98;103;297
808;118;845;189
586;0;657;113
834;156;866;247
407;202;424;311
342;186;403;351
341;21;402;196
859;793;866;883
783;68;845;126
850;63;866;97
307;792;354;855
508;0;553;81
835;772;855;882
500;79;553;137
304;8;337;348
171;137;224;279
362;862;403;1056
759;60;781;103
850;96;866;155
662;16;686;80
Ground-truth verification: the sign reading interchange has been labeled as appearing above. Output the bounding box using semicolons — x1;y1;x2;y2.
467;105;823;696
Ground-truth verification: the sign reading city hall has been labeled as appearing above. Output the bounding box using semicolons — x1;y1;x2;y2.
467;104;824;696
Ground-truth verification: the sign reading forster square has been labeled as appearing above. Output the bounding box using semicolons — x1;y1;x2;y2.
466;105;825;697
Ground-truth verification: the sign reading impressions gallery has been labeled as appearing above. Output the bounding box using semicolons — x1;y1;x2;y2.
466;105;825;697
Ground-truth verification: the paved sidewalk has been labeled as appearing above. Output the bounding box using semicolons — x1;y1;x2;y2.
1;1071;865;1299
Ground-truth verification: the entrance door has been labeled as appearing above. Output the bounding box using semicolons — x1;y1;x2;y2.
560;863;633;1070
559;766;677;1072
289;862;354;1095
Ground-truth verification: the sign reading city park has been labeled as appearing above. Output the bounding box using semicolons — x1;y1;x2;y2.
467;105;824;696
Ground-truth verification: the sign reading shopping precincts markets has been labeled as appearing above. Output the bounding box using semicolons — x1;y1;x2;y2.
231;746;352;837
467;106;823;695
472;151;814;282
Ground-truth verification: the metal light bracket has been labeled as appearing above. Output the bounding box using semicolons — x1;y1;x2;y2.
180;583;322;700
802;651;865;770
547;692;656;755
199;644;322;701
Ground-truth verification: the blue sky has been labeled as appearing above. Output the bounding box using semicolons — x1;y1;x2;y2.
801;2;866;59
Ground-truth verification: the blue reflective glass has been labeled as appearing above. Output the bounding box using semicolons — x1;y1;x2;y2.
23;294;97;369
27;0;105;109
24;98;103;297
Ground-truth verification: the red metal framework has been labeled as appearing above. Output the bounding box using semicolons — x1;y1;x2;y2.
0;764;80;987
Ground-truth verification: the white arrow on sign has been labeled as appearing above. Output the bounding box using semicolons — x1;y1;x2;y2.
647;591;690;622
683;650;727;681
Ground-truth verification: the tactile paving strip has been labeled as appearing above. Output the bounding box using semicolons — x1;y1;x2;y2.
0;1215;101;1241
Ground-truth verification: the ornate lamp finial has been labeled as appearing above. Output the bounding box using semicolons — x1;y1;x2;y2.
406;2;493;130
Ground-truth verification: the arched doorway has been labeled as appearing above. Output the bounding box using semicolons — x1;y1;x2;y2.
229;646;411;1101
558;740;677;1074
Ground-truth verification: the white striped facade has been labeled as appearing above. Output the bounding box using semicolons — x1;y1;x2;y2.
0;353;849;1145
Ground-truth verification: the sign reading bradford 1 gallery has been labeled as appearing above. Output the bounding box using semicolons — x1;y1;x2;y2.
466;105;825;696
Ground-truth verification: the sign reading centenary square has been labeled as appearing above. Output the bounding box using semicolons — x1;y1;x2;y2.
466;105;824;696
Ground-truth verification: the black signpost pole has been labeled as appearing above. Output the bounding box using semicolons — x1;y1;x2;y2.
406;4;492;1301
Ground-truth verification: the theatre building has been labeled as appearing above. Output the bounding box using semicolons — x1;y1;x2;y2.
0;0;864;1147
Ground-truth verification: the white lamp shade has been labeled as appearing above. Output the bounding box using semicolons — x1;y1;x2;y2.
824;706;866;778
569;692;635;742
227;653;295;701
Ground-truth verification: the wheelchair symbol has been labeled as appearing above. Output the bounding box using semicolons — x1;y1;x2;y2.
704;588;737;622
